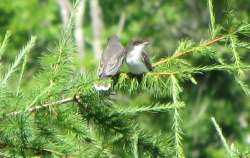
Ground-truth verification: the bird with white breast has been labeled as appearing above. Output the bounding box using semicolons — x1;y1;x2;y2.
125;40;153;75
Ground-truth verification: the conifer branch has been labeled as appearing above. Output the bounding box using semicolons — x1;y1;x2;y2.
148;72;177;76
133;134;139;158
16;48;30;95
230;35;241;67
229;35;250;95
0;36;36;87
7;96;76;117
208;0;216;38
24;82;54;112
4;93;173;156
148;64;250;77
0;1;248;156
0;151;10;158
211;117;233;157
0;142;64;157
114;102;184;116
0;31;11;60
170;75;185;158
152;35;225;67
75;95;168;157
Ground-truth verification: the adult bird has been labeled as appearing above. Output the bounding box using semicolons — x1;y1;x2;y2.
125;39;153;75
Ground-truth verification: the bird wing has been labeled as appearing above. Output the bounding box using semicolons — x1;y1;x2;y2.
141;51;153;71
98;39;125;77
105;45;125;75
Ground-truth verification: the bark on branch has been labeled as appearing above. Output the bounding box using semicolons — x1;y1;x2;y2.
6;96;78;117
153;35;226;67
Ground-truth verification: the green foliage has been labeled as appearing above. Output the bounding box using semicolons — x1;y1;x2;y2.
0;36;36;87
211;117;232;157
0;0;249;157
0;31;11;60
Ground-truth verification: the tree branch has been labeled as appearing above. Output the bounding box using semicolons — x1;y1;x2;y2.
148;72;177;76
74;96;167;157
6;96;78;117
152;35;226;67
0;142;64;157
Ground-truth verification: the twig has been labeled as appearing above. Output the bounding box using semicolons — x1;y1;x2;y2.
0;142;64;157
24;82;54;112
152;35;225;67
147;72;177;76
148;64;250;77
7;96;77;117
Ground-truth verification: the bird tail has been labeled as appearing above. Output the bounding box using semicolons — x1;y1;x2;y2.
94;82;111;91
94;77;112;91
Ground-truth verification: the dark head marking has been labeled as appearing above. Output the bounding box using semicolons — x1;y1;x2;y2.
132;40;145;46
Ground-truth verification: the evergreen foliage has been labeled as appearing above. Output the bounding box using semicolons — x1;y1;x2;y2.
0;0;249;157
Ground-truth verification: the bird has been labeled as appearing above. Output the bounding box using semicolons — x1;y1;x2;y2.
98;35;125;77
125;39;153;75
95;35;125;91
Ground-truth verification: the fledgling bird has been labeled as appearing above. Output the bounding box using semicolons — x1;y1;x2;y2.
125;40;153;75
98;35;125;77
95;35;125;91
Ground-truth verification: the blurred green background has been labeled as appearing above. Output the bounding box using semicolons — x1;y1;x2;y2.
0;0;250;157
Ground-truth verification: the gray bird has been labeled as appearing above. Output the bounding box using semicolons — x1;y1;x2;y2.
125;40;153;75
95;35;125;91
98;35;125;78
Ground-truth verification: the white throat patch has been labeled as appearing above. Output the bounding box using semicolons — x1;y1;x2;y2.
133;44;144;55
127;44;145;59
126;44;148;74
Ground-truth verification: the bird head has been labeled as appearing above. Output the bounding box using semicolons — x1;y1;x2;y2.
108;35;119;45
132;40;149;47
128;40;149;52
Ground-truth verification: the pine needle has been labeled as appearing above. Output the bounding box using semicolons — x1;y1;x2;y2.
0;36;36;87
